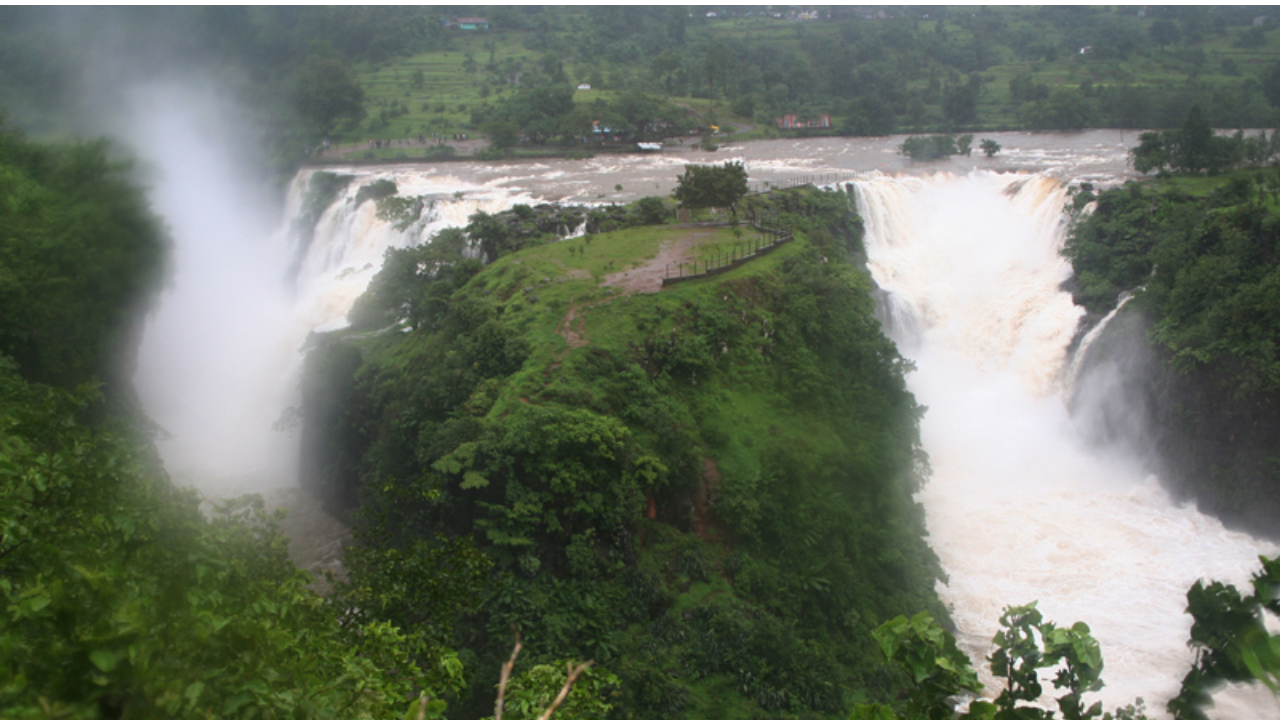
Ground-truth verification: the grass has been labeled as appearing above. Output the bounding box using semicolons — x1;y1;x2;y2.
452;219;809;417
331;11;1280;159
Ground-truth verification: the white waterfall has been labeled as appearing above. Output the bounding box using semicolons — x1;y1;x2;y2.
129;98;536;495
854;172;1279;719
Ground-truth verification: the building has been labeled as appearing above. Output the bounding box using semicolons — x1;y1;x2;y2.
454;17;489;30
775;114;832;129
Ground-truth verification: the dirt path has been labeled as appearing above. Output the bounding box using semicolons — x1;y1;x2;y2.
552;226;708;358
555;303;591;351
600;229;708;294
315;138;487;161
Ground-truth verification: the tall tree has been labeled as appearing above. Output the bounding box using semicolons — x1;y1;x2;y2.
672;161;748;220
293;52;366;139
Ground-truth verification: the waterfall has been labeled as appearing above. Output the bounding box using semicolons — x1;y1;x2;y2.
132;117;536;495
285;168;537;334
1063;290;1139;397
854;172;1279;718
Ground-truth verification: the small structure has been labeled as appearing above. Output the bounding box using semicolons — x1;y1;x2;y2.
455;17;490;30
576;83;592;91
775;114;832;129
636;142;662;152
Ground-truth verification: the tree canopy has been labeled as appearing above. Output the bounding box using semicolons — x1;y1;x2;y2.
672;161;749;214
0;122;168;391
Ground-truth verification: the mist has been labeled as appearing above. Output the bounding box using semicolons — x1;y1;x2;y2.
121;84;300;494
26;7;305;495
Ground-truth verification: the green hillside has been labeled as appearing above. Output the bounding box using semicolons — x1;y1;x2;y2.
299;186;946;719
329;6;1280;161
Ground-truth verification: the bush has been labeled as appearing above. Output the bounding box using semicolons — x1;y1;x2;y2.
635;196;669;225
355;178;398;205
475;146;509;161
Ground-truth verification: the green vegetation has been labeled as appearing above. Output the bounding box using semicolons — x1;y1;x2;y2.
1131;104;1280;174
1064;148;1280;536
1065;166;1280;394
0;369;454;718
0;122;167;391
672;162;749;216
899;134;973;162
329;5;1280;154
0;123;485;719
300;187;946;719
10;7;1280;169
852;555;1280;720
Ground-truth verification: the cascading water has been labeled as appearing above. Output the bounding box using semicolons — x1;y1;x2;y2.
855;172;1279;718
131;114;536;495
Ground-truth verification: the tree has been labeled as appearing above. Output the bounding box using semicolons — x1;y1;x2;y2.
293;53;366;138
0;361;438;718
855;604;1113;720
635;196;668;225
1169;556;1280;720
491;661;621;720
1174;103;1213;173
0;125;167;390
483;120;521;151
672;161;748;220
650;50;683;95
1150;19;1179;49
900;135;962;161
704;41;733;114
981;139;1002;157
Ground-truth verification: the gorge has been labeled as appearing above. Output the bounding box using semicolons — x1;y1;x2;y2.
130;126;1279;717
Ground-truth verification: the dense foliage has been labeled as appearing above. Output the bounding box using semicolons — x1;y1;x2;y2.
300;188;946;719
0;122;167;391
1065;169;1280;395
1130;105;1280;175
0;365;439;718
672;162;749;213
9;6;1280;167
899;134;974;162
854;556;1280;720
0;127;482;719
1063;167;1280;536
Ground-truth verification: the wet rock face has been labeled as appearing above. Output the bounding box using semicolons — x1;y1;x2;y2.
1072;308;1280;540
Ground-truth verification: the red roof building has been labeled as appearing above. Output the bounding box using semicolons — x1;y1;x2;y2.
776;114;832;129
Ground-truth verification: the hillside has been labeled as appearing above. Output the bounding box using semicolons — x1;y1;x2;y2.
298;187;947;719
1066;168;1280;540
330;6;1280;161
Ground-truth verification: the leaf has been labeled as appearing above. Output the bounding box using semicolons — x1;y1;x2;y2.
461;471;489;489
89;649;116;673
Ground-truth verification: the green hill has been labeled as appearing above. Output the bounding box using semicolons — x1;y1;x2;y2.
299;187;946;719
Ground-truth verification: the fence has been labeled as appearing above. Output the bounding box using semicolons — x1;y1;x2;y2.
661;218;794;287
746;170;861;195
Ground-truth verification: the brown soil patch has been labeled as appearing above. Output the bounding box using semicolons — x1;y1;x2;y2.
601;227;708;294
552;226;713;362
691;457;723;544
556;301;591;354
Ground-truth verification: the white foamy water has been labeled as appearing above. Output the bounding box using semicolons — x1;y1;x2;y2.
856;172;1279;718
